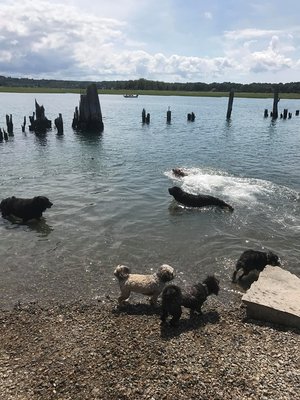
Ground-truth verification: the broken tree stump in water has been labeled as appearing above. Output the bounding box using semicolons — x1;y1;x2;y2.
72;83;104;132
29;100;52;133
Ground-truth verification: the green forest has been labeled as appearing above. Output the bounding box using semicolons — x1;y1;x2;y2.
1;76;300;93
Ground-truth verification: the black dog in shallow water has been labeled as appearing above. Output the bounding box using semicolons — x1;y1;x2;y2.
0;196;53;222
232;249;280;282
168;186;234;211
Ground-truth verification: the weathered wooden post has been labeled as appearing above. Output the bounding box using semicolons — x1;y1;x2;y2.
21;116;26;132
142;108;146;124
288;112;292;119
264;109;268;117
72;83;104;132
167;107;171;123
187;112;195;121
3;129;8;141
146;113;150;124
272;90;279;119
226;90;234;120
283;109;288;119
55;113;63;134
295;110;299;116
0;128;3;142
6;114;13;135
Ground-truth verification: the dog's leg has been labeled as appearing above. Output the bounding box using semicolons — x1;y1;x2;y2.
118;289;130;305
150;294;159;307
160;309;168;323
170;309;182;326
232;270;238;283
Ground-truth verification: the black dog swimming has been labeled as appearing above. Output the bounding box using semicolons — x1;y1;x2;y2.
161;275;220;326
0;196;53;222
168;186;234;211
232;249;280;283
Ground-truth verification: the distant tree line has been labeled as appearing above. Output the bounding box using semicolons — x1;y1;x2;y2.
1;75;300;93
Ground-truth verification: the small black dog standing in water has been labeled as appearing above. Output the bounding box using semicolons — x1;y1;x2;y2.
0;196;53;222
232;249;280;282
161;275;220;326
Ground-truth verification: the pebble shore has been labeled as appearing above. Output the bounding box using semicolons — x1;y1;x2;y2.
1;296;299;400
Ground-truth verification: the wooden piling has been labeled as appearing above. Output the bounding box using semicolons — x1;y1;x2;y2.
142;108;146;124
187;112;195;121
264;109;268;118
272;90;279;119
146;113;150;124
6;114;13;135
226;90;234;120
283;109;288;119
55;113;64;134
288;112;292;119
21;117;26;132
0;128;3;142
295;110;299;116
167;107;171;123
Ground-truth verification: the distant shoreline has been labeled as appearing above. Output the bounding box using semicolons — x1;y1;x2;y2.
1;86;300;99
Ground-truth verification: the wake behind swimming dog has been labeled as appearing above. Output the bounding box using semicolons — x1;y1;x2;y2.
168;186;234;211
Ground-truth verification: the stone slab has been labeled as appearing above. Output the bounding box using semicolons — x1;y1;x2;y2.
242;266;300;329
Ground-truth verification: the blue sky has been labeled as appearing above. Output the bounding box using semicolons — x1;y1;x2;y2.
1;0;300;83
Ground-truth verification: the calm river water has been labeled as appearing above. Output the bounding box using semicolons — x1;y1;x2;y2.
0;93;299;308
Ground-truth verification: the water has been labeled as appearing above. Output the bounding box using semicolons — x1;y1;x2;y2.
0;93;300;309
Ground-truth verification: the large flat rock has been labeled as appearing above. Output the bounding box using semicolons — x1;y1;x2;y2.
242;266;300;329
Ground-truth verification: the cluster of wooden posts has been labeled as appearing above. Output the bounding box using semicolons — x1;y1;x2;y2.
142;107;196;124
1;87;299;142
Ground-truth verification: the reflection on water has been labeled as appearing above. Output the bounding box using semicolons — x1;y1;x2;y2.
0;93;300;308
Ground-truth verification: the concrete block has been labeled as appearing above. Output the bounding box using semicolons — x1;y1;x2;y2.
242;266;300;329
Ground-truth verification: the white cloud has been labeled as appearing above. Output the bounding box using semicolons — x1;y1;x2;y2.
0;0;300;82
204;11;213;20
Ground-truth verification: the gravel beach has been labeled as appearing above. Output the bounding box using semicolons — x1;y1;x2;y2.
1;295;299;400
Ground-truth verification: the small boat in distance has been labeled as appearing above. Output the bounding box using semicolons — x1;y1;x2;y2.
123;94;139;98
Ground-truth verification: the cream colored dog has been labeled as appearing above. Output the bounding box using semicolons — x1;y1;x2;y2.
114;264;175;306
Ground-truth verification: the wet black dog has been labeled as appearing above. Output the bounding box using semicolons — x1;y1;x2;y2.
168;186;234;211
0;196;53;222
232;249;280;282
161;275;220;326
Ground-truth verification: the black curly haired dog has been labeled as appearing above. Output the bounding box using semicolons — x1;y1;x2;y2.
0;196;53;222
168;186;234;211
161;275;220;326
232;249;280;283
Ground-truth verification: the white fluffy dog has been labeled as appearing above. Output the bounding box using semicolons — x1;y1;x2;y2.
114;264;175;306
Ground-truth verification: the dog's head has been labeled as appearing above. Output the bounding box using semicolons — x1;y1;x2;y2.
33;196;53;211
156;264;175;282
203;275;220;296
114;264;131;280
168;186;183;197
267;251;280;266
172;168;186;177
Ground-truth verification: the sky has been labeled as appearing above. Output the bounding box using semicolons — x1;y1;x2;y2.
1;0;300;83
